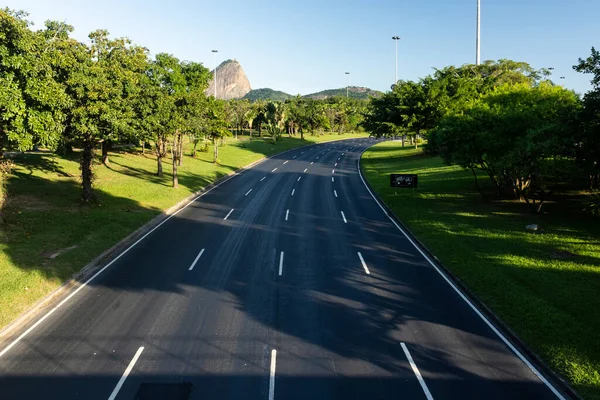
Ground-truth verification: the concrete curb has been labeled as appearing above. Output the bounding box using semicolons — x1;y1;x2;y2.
358;143;581;400
0;135;365;344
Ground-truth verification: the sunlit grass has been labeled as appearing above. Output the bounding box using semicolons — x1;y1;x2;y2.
361;141;600;399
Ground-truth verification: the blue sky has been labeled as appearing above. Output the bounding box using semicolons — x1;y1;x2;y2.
6;0;599;96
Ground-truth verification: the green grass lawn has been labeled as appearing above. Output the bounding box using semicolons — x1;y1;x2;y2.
0;132;367;331
361;141;600;399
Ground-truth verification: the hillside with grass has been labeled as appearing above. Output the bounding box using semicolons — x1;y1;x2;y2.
304;86;382;100
243;88;293;102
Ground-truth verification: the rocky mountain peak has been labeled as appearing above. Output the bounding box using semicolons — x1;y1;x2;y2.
206;59;252;100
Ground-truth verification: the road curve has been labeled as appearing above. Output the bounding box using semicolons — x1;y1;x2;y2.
0;138;567;400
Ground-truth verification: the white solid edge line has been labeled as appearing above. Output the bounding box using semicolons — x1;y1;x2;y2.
283;160;288;164
341;211;347;224
188;248;205;271
272;168;277;172
297;176;301;182
0;147;260;358
269;349;277;400
245;189;252;196
224;208;234;220
356;149;566;400
278;252;284;276
285;209;289;221
108;346;145;400
401;343;433;400
260;176;266;182
291;189;295;196
334;190;338;198
357;252;371;275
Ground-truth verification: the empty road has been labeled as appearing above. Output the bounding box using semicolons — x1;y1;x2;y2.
0;138;567;399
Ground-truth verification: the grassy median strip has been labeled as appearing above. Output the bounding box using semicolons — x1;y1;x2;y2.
361;141;600;400
0;133;367;331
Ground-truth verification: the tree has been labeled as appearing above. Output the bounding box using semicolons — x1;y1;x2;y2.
203;98;230;163
433;82;581;211
573;47;600;188
227;99;250;139
62;30;148;202
0;9;70;153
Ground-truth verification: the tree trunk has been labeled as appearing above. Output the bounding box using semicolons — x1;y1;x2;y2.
192;141;197;158
157;155;163;176
173;132;180;187
401;135;405;147
258;122;262;137
101;139;111;166
213;137;219;163
172;155;178;188
81;139;95;203
142;141;145;155
300;129;304;140
178;133;183;166
470;167;487;202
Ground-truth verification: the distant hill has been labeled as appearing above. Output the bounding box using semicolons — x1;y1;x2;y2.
303;86;382;100
243;88;292;102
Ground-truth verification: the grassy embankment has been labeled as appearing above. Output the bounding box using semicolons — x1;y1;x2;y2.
361;141;600;399
0;132;368;330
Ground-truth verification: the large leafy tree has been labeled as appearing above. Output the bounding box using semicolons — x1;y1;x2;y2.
573;47;600;188
62;29;148;202
0;9;71;153
433;82;580;210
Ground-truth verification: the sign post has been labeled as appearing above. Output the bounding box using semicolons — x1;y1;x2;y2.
390;174;418;188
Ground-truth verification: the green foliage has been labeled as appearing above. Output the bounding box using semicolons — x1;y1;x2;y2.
304;86;382;100
0;9;71;152
431;82;580;210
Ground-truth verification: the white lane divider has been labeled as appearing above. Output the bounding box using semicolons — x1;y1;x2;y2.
332;177;334;182
401;343;434;400
293;155;297;159
278;252;284;276
269;349;277;400
334;190;338;198
334;163;337;167
272;168;278;172
303;168;308;172
291;189;295;196
283;160;289;164
188;249;205;271
108;346;145;400
311;162;314;165
285;209;289;221
332;170;335;174
341;211;347;223
245;189;252;196
224;208;234;220
301;152;305;154
337;158;340;161
357;252;371;275
316;157;319;160
260;176;266;182
297;176;301;182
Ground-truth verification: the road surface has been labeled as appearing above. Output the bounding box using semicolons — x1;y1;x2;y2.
0;138;566;399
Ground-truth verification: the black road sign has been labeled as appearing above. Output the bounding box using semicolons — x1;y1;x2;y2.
390;174;418;188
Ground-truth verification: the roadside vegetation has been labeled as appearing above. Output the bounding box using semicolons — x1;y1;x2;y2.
361;143;600;399
361;50;600;398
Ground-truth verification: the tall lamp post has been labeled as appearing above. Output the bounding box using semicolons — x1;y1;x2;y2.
345;72;350;98
476;0;481;65
392;36;400;85
211;49;218;98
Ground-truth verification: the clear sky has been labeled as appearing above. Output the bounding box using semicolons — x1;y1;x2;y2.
5;0;599;96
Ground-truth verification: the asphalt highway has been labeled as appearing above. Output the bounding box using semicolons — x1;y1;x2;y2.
0;138;567;399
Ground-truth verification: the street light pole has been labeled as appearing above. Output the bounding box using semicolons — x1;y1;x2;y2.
211;49;218;98
345;72;350;98
476;0;481;65
392;36;400;85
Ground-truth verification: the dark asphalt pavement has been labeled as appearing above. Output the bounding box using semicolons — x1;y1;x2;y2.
0;138;567;399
